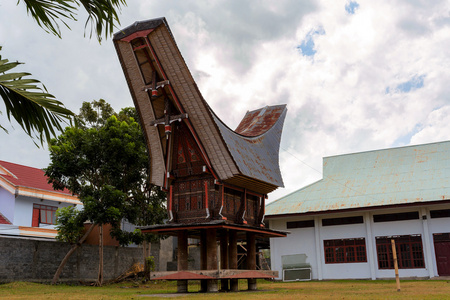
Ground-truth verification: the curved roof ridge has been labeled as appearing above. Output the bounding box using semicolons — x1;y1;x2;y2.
209;104;287;140
235;104;287;137
211;105;287;188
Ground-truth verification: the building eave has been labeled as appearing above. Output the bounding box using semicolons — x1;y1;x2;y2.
265;198;450;219
0;176;80;204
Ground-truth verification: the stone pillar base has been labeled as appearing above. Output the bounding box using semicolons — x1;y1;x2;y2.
207;279;218;292
177;280;188;293
230;278;239;291
220;278;229;291
248;278;257;290
200;279;207;292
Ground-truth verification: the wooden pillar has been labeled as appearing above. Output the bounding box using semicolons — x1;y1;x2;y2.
220;230;229;291
229;230;238;292
391;239;401;292
247;232;257;291
200;230;207;292
206;228;218;292
177;230;188;293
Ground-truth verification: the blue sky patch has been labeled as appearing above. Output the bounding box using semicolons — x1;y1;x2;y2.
386;74;425;94
345;1;360;14
297;28;325;57
392;124;422;147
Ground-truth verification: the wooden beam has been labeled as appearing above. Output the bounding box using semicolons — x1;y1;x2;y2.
149;113;188;126
150;269;278;280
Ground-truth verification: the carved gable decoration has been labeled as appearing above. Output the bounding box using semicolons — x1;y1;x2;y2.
172;122;205;178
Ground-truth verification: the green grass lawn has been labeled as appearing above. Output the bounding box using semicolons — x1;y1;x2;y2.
1;279;450;299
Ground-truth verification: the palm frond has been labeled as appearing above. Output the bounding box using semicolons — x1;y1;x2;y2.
0;47;74;145
19;0;127;41
78;0;126;41
21;0;77;38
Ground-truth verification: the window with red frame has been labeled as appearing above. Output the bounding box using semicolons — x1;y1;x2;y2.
376;235;425;269
324;238;367;264
32;204;58;226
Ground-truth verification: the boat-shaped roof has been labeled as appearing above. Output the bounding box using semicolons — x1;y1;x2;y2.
114;18;286;194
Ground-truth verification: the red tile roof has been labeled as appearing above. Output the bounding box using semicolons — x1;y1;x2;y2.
0;160;72;195
0;212;11;225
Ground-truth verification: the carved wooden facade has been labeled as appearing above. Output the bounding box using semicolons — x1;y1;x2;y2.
167;121;265;226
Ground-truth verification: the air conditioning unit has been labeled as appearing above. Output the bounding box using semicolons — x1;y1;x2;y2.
283;267;311;281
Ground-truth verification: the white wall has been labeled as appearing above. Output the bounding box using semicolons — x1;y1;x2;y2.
0;187;15;222
270;218;316;280
269;204;450;280
13;195;75;228
13;196;33;226
424;204;450;277
370;207;429;279
319;215;371;280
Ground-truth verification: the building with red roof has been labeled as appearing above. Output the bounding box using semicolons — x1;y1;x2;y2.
0;160;81;239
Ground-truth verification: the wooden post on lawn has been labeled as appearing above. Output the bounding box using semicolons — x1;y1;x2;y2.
391;239;400;292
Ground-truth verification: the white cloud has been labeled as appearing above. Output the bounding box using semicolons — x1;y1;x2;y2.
1;0;450;201
411;106;450;145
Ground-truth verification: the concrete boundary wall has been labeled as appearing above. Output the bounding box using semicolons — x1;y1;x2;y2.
0;236;154;283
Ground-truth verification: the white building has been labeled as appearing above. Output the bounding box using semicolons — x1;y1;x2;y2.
0;160;81;239
266;141;450;280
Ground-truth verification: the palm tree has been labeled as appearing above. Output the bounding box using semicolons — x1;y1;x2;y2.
0;0;126;145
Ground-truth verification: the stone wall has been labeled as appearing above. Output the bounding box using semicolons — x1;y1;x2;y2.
0;236;161;283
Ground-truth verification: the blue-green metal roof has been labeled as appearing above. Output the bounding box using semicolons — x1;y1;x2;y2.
266;141;450;217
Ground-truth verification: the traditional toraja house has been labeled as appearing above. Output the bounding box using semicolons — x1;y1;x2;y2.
113;18;287;292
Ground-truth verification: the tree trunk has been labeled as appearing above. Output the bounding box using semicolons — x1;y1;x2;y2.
51;223;95;285
96;225;104;286
143;240;148;279
144;241;152;280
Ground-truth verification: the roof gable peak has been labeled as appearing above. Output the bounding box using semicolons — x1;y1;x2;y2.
0;164;18;179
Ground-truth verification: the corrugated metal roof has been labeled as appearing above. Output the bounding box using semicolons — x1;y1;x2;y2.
235;105;286;137
212;105;286;188
266;141;450;217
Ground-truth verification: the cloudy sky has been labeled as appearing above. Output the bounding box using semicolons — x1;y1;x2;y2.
1;0;450;202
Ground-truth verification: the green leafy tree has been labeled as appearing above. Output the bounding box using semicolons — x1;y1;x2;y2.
1;1;126;144
55;206;85;243
46;101;166;285
75;99;115;129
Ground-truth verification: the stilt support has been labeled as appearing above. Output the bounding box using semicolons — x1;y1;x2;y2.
229;230;239;292
206;228;218;292
200;230;207;292
220;230;229;291
177;230;188;293
247;232;257;291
